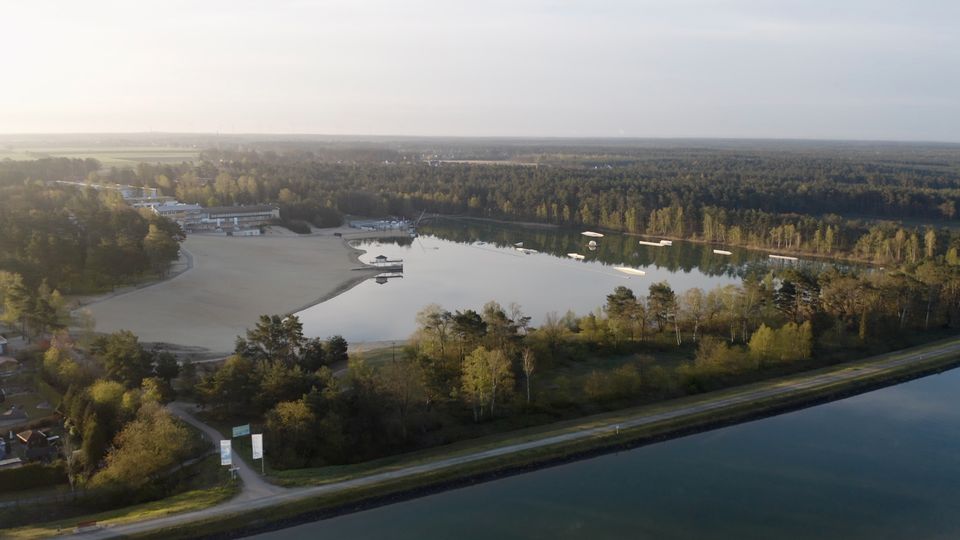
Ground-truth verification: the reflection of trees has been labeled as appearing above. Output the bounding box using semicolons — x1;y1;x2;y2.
420;221;851;279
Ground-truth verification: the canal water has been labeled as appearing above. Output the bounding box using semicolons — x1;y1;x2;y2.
297;221;833;343
249;367;960;539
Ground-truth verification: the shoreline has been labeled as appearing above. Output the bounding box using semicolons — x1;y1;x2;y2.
64;336;960;540
82;228;407;357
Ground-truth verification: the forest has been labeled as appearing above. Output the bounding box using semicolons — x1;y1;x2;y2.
0;160;184;293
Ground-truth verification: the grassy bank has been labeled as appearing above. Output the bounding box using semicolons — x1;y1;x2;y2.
120;337;960;539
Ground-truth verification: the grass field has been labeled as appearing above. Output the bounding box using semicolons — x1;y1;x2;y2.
0;146;199;168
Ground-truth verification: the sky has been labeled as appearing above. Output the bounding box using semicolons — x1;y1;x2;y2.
1;0;959;141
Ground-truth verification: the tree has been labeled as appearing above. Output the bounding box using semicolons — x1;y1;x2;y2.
265;399;317;468
647;282;676;333
143;224;180;278
198;355;258;417
748;324;776;368
521;348;536;404
681;288;705;342
378;357;425;439
326;335;349;365
236;314;305;365
461;346;514;421
95;331;152;389
91;403;189;493
416;304;452;357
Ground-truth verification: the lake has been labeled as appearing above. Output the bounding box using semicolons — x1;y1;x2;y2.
297;221;831;343
249;366;960;539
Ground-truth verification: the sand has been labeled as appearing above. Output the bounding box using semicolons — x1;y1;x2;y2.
84;229;388;356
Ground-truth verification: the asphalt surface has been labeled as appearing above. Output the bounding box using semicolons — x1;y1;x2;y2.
70;337;960;538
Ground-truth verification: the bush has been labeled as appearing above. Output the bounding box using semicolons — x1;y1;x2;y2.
0;461;68;493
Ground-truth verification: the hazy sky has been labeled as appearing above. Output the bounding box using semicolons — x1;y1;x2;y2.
2;0;958;141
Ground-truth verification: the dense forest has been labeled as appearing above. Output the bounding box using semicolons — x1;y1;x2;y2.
121;145;960;264
0;160;184;293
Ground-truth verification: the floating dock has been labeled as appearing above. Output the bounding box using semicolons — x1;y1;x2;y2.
567;253;585;260
582;231;604;238
713;249;733;255
769;254;799;261
638;240;665;247
614;266;646;276
516;247;539;255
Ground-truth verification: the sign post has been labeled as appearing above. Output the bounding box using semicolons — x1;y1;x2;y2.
219;440;232;466
232;424;251;437
251;433;264;474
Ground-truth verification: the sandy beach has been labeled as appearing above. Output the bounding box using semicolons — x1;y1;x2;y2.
84;229;392;356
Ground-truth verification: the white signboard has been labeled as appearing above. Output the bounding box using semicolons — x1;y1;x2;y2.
251;433;263;460
220;440;232;466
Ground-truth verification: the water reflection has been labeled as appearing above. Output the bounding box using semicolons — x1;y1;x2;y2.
297;221;854;343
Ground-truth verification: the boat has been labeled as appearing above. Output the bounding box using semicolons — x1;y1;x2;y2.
581;231;604;238
638;240;664;247
713;249;732;255
567;253;585;260
516;247;539;255
769;254;799;261
514;242;524;247
614;266;646;276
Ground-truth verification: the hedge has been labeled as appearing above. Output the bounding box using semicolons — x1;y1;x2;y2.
0;461;68;494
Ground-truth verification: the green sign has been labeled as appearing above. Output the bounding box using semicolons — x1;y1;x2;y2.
232;424;251;437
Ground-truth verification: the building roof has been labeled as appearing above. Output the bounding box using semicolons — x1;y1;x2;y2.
16;430;46;445
204;205;278;216
0;336;7;344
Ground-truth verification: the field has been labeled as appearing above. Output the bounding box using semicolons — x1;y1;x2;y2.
0;146;199;168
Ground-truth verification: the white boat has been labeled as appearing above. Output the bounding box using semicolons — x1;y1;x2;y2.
567;253;586;260
614;266;646;276
713;249;732;255
516;247;539;255
769;254;799;261
581;231;604;238
514;242;524;247
638;240;664;247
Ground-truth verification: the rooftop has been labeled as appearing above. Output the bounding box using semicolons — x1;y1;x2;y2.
204;205;278;215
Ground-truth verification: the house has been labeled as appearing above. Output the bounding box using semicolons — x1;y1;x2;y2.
16;429;48;448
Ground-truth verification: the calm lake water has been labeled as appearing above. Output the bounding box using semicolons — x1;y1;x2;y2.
249;367;960;540
297;221;831;343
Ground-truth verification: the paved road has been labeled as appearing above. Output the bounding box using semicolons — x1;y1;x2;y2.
73;337;960;538
167;402;284;502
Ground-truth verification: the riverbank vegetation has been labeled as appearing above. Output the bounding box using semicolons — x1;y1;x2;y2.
188;249;960;470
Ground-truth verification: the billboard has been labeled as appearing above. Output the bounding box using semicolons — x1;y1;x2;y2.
220;440;232;466
251;433;263;459
232;424;251;437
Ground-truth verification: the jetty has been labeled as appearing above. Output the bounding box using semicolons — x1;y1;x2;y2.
638;240;665;247
356;254;404;272
567;253;586;260
713;249;733;255
516;247;539;255
614;266;646;276
769;254;799;261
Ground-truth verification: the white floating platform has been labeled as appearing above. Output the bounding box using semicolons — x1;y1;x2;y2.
638;240;665;247
659;239;672;246
567;253;586;260
614;266;647;276
581;231;605;238
713;249;733;255
769;254;799;261
516;247;539;255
